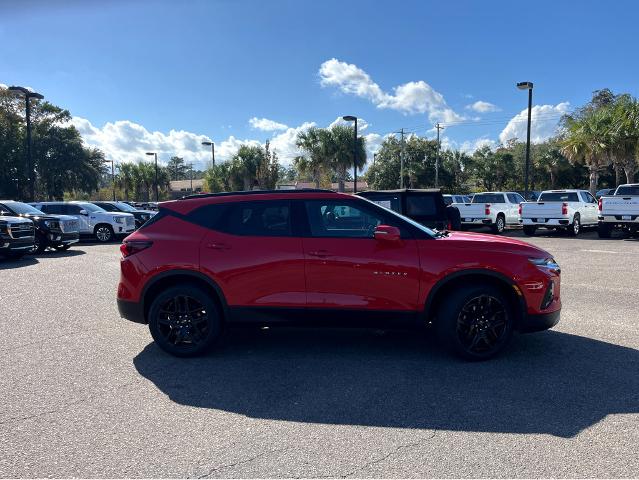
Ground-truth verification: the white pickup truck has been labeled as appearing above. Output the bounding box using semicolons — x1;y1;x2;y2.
455;192;525;234
520;189;598;236
32;201;135;242
598;183;639;238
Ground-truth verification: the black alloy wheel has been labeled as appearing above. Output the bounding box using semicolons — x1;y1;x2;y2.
436;285;514;360
148;285;221;357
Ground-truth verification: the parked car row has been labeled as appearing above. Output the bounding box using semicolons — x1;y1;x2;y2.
0;200;157;259
444;184;639;238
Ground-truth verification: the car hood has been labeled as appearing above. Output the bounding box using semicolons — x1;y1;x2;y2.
100;212;134;217
437;231;552;258
16;213;76;222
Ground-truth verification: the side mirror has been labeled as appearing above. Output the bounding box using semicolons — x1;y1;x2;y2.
79;209;88;216
374;225;401;242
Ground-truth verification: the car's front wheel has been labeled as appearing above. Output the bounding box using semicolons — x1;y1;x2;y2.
435;285;514;360
148;284;222;357
94;224;114;243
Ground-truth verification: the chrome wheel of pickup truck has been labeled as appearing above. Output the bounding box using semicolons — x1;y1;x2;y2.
568;214;580;236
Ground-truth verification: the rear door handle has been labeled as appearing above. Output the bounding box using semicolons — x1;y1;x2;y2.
308;250;331;258
206;243;230;250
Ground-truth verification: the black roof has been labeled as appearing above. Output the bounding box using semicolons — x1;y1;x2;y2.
357;188;441;195
180;189;334;200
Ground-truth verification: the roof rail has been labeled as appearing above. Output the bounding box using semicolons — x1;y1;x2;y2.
179;188;334;200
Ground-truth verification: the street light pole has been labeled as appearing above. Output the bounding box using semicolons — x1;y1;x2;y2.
342;116;358;193
202;141;215;167
9;86;44;202
517;81;534;198
146;152;159;202
111;160;116;201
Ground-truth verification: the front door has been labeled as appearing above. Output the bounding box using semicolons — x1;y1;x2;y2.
65;204;92;233
302;199;421;312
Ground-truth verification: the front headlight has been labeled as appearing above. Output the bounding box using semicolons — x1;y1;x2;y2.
44;220;61;230
0;222;8;235
113;216;124;224
529;257;560;273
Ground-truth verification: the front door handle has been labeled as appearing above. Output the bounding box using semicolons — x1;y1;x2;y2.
308;250;331;258
206;242;230;250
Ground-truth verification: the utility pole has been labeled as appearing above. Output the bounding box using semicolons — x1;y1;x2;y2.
400;128;405;189
435;123;444;188
111;160;116;201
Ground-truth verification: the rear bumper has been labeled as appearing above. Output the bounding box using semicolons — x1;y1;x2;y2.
461;217;492;225
521;218;570;226
599;215;639;224
518;309;560;333
117;298;146;324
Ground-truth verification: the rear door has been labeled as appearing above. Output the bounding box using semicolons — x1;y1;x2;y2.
301;198;421;312
199;200;306;310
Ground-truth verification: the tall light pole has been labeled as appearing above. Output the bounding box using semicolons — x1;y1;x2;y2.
9;86;44;202
517;81;534;198
342;115;358;193
202;141;215;167
146;152;159;202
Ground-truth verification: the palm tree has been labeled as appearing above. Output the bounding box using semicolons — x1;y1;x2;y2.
117;162;135;200
295;127;328;188
326;124;367;192
561;108;611;194
609;94;639;184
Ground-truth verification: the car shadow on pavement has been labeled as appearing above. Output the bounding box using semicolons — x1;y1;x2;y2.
35;249;86;258
133;328;639;438
0;256;39;269
504;229;638;241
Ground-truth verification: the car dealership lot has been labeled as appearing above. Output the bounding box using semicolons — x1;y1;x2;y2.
1;231;638;478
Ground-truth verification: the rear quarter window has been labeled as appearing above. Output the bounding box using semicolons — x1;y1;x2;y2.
405;195;438;216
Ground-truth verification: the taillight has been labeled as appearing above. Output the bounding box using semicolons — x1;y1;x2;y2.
485;204;491;215
518;203;522;215
120;240;153;258
561;202;568;215
598;198;602;211
447;221;452;230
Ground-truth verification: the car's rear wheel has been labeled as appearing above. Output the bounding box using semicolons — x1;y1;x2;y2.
94;224;114;243
523;225;537;236
31;233;47;254
492;214;505;234
435;285;514;360
598;222;612;238
148;285;222;357
567;214;580;236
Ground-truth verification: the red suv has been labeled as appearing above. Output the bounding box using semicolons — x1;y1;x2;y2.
117;190;561;360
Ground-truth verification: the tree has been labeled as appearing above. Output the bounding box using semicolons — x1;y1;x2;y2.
325;124;367;192
166;156;188;181
295;127;329;188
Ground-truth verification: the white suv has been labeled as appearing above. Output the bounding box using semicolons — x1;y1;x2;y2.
31;201;135;242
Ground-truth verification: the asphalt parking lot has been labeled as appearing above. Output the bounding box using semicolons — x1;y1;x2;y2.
1;229;638;478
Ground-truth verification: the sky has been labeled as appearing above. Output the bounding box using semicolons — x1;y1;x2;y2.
2;0;639;170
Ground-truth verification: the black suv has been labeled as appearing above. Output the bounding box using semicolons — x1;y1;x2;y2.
0;201;80;253
92;201;155;229
0;215;34;259
357;189;462;230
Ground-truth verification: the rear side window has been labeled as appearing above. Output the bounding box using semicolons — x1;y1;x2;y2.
615;186;639;195
580;192;596;203
223;201;291;237
41;204;64;214
362;194;402;213
406;195;437;216
473;194;505;204
539;192;579;202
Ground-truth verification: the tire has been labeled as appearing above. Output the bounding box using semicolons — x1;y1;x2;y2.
446;205;462;231
491;214;505;234
435;285;514;361
567;214;580;236
148;284;222;357
31;233;47;254
522;225;537;236
53;244;71;251
598;222;612;238
94;224;114;243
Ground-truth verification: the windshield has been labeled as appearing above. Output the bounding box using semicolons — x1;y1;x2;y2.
77;202;106;213
615;186;639;196
539;192;579;202
114;202;138;212
4;202;45;215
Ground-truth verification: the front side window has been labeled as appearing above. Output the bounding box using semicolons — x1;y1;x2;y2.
77;203;105;213
224;201;291;236
305;200;387;238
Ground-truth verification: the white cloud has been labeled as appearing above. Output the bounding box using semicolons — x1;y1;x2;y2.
466;100;500;113
319;58;464;122
328;116;369;131
441;136;497;154
499;102;570;144
269;122;316;164
0;83;7;90
249;117;288;131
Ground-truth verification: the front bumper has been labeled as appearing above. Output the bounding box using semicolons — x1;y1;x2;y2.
518;309;561;333
117;298;146;324
115;226;136;235
48;231;80;245
0;236;35;253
